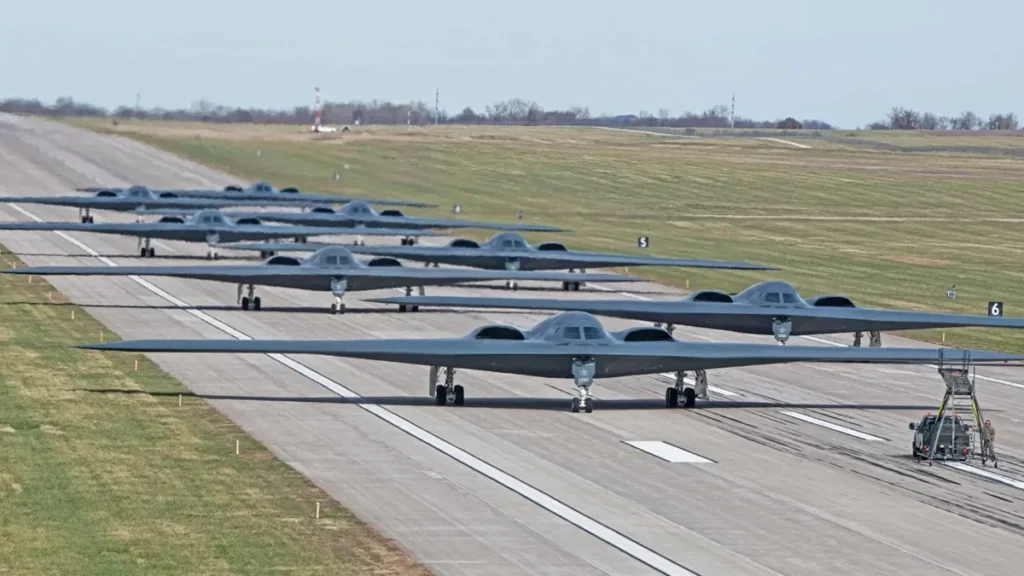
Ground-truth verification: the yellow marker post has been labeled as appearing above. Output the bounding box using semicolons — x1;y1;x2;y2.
71;310;75;320
316;502;321;519
100;331;104;342
685;279;690;289
134;359;139;371
235;440;240;455
942;332;946;342
48;292;52;302
178;394;182;407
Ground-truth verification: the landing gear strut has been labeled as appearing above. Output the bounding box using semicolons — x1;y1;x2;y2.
79;208;94;224
429;365;464;406
561;268;586;292
570;356;596;413
330;277;348;314
397;286;424;312
772;317;792;345
654;322;676;336
665;370;707;408
853;331;882;347
137;237;156;258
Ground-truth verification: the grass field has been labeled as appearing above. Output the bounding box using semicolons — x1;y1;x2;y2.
66;117;1024;353
0;249;428;575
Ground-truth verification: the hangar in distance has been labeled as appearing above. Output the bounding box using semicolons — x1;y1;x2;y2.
77;310;1024;413
220;230;777;291
78;180;437;208
4;246;639;314
373;279;1024;346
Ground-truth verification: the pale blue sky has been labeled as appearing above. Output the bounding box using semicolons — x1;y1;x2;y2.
2;1;1019;127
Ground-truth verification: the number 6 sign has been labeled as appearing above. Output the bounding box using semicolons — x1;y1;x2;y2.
989;301;1003;317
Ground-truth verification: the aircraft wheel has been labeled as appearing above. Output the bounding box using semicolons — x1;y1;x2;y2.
330;303;345;314
253;296;262;311
411;305;419;312
584;398;593;413
561;282;569;291
147;247;155;258
571;282;581;291
140;247;148;258
682;387;696;408
665;387;679;408
571;398;580;413
398;304;407;312
434;385;447;405
241;296;250;310
453;385;465;406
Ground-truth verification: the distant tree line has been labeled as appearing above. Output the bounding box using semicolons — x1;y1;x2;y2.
0;95;832;130
0;95;1019;132
866;107;1019;131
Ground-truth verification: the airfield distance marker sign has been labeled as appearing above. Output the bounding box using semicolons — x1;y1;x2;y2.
638;236;650;249
989;301;1004;317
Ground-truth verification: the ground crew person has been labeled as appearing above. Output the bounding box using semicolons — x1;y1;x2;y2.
983;419;996;460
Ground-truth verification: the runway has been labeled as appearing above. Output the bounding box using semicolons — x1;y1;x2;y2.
3;113;1024;576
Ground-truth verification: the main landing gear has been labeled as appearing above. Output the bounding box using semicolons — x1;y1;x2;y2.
137;238;156;258
429;366;464;406
79;208;94;224
396;285;424;312
400;236;419;246
237;283;262;311
330;277;347;314
665;370;707;408
561;268;587;292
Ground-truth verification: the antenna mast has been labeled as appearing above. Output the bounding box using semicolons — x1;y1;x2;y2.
312;87;323;130
435;88;439;126
730;93;736;129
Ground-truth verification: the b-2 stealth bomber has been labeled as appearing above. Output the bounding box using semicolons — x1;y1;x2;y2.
220;200;569;245
0;209;439;259
373;280;1024;347
76;311;1024;413
219;231;777;291
5;246;640;314
78;180;437;209
0;185;330;223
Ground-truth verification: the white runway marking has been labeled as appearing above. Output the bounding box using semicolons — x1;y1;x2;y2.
6;203;699;576
624;441;714;464
781;411;886;442
941;462;1024;491
756;137;812;149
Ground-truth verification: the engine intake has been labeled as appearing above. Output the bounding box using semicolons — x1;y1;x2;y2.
158;216;185;223
808;295;856;307
234;217;262;225
367;257;402;267
96;190;118;197
620;327;675;342
473;325;526;340
266;255;302;266
225;185;244;192
158;192;180;198
312;207;336;214
688;290;734;303
449;239;480;249
537;242;568;252
280;187;300;194
380;209;405;217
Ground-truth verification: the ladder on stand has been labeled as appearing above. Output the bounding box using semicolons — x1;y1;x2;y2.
930;350;997;467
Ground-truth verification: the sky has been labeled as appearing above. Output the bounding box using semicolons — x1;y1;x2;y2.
2;0;1020;128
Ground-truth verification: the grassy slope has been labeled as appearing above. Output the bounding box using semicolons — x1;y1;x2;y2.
0;249;429;575
67;118;1024;353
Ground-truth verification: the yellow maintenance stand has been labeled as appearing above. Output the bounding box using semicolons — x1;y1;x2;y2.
932;350;997;468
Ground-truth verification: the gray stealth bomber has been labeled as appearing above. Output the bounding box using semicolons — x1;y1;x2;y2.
76;311;1024;413
221;200;569;244
77;180;437;209
220;231;777;291
4;246;640;314
0;185;329;223
372;279;1024;347
0;209;441;259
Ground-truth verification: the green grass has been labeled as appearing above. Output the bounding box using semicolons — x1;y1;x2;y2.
65;118;1024;353
0;249;429;575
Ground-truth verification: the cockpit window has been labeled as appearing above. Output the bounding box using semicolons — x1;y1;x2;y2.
582;326;604;340
782;293;798;304
562;326;582;340
764;292;781;303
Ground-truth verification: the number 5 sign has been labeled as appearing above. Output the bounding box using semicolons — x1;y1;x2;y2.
989;301;1003;317
637;236;650;249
